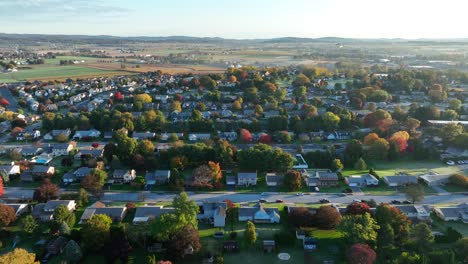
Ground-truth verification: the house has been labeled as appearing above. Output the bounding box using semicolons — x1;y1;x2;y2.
266;173;283;187
73;167;92;180
238;203;280;223
345;174;379;187
32;165;55;179
52;143;74;156
303;237;318;251
419;174;451;186
197;201;227;227
20;171;33;182
20;147;43;156
383;175;418;187
0;164;21;175
145;170;171;185
263;240;276;253
237;172;257;186
434;203;468;223
74;148;104;160
63;172;76;183
111;169;136;184
43;129;72;141
188;133;211;141
133;206;175;224
226;176;236;185
132;132;156;140
80;201;127;223
73;129;101;140
394;205;431;222
218;131;237;141
317;171;339;187
33;200;76;221
47;236;68;255
4;203;29;216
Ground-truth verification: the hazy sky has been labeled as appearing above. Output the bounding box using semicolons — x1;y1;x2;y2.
1;0;468;39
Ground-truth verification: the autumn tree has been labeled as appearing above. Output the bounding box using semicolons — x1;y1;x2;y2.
346;202;371;215
404;184;425;204
449;174;468;187
53;205;76;227
331;158;344;172
375;204;410;245
244;221;257;246
82;214;112;251
363;133;379;145
166;225;201;260
171;101;182;112
0;204;16;227
338;213;379;245
289;207;315;228
389;131;410;152
368;138;389;160
346;243;376;264
283;170;303;191
410;223;434;252
137;139;155;157
81;169;108;195
33;178;59;202
322;111;341;131
239;128;252;143
192;164;214;188
0;248;38;264
0;176;4;197
314;205;342;229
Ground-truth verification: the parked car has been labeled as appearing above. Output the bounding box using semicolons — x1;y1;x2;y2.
261;192;267;196
259;199;268;203
446;160;455;166
275;199;284;203
296;192;304;196
312;187;320;192
402;200;412;204
213;231;224;238
342;188;353;193
339;193;347;197
353;199;362;203
320;199;330;203
391;200;401;204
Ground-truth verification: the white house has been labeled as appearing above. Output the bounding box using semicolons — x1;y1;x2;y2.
0;164;21;175
345;174;379;187
238;203;280;223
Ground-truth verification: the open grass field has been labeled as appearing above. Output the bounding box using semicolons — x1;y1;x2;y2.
366;160;461;177
431;215;468;237
44;56;101;65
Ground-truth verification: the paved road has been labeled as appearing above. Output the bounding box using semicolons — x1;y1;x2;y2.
4;188;465;206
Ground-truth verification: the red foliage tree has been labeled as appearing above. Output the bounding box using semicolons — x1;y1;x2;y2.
314;205;342;229
92;142;99;149
240;128;252;143
289;207;315;228
0;176;4;197
259;133;272;144
0;204;16;227
223;199;235;210
115;91;123;101
0;98;10;107
346;243;376;264
33;178;59;202
346;202;371;215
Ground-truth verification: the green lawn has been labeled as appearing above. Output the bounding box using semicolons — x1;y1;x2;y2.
44;56;100;65
431;215;468;237
368;160;461;177
442;184;468;193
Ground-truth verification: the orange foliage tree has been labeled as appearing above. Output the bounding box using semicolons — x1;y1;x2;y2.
363;133;379;145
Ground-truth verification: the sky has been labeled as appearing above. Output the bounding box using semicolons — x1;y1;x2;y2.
1;0;468;39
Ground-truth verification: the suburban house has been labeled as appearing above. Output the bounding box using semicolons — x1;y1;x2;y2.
43;129;71;141
226;176;237;185
133;206;175;224
32;200;76;221
111;169;137;184
188;133;211;141
434;203;468;223
0;164;21;175
383;175;418;187
73;129;101;140
52;143;74;156
20;147;43;156
266;173;284;187
419;174;451;186
197;201;227;227
238;203;280;223
145;170;171;185
74;148;104;160
80;201;127;223
72;167;92;180
394;205;431;222
317;171;339;187
4;203;30;216
237;172;258;186
32;165;55;180
132;132;156;140
345;174;379;187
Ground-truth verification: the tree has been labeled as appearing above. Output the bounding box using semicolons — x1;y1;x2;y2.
346;243;377;264
244;221;257;246
409;223;434;251
0;204;16;227
346;202;371;215
363;133;380;145
134;93;152;104
404;184;425;204
331;158;344;172
33;179;59;202
132;176;146;189
53;205;76;227
192;165;214;188
106;224;133;263
354;158;367;170
375;204;410;245
64;240;83;264
344;140;364;167
82;214;112;251
314;205;342;229
448;99;462;111
170;156;188;171
289;207;315;228
81;169;108;195
449;174;467;187
208;161;222;183
292;73;311;87
137;139;155;157
168;169;185;191
338;213;379;245
240;128;252;143
103;143;117;162
232;100;242;111
78;188;89;207
171;101;182;112
389;131;410;152
454;238;468;263
405;118;421;132
0;176;4;197
393;252;423;264
0;248;38;264
115;129;137;163
283;170;302;191
377;223;395;249
20;215;38;234
8;149;22;161
368;138;389;160
322;112;341;130
166;225;201;260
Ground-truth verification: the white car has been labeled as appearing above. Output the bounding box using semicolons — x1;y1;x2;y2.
296;192;304;196
446;160;455;166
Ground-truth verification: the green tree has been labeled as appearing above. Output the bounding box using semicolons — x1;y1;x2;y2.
244;221;257;246
410;223;433;252
81;169;108;195
331;158;344;172
354;158;367;170
20;215;38;234
322;112;341;131
344;140;364;167
115;129;137;163
375;204;410;245
337;213;380;245
404;184;425;204
53;205;76;227
283;170;302;191
377;223;395;248
448;99;462;111
78;188;89;207
292;73;311;87
393;252;423;264
368;138;389;160
137;139;155;157
63;240;82;264
81;214;112;251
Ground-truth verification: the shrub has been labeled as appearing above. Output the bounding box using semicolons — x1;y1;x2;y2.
274;229;296;247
